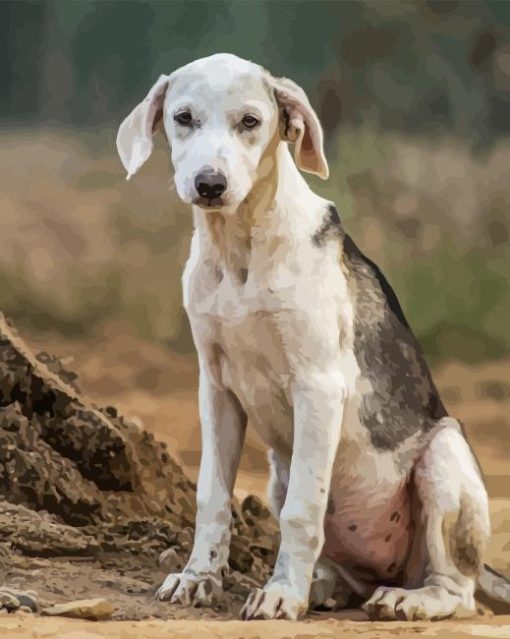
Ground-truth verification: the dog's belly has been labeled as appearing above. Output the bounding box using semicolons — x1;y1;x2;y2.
322;434;413;581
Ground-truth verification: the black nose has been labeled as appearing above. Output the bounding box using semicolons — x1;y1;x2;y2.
194;170;227;201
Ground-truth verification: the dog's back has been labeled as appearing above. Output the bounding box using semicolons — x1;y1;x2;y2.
342;229;448;451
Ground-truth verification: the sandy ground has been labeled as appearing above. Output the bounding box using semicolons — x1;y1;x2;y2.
15;325;510;638
2;614;510;639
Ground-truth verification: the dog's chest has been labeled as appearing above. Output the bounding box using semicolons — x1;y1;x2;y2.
184;248;349;448
217;306;295;448
196;280;302;447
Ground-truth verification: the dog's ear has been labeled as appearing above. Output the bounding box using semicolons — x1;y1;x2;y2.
270;76;329;180
116;74;170;179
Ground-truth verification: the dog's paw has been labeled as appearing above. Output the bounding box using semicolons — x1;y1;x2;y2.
155;571;222;607
240;583;307;620
362;585;475;621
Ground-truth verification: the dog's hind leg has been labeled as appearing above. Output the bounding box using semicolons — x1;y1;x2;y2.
364;419;490;621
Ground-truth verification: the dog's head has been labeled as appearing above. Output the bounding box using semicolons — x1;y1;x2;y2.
117;53;328;212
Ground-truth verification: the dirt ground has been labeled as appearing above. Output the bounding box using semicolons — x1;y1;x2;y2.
1;321;508;638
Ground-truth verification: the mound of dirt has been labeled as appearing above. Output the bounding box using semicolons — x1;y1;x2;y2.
0;313;277;619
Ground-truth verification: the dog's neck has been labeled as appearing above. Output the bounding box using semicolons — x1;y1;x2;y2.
191;143;319;280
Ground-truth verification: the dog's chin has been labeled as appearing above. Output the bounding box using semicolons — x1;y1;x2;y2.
192;195;224;209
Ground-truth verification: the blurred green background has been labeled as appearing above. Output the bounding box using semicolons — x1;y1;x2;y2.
1;0;510;364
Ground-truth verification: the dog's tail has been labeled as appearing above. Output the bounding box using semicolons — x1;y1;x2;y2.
477;564;510;614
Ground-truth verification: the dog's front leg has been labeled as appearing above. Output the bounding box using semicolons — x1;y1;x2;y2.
241;372;345;620
156;368;247;606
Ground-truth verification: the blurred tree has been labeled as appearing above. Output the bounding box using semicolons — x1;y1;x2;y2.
1;0;509;145
0;1;49;120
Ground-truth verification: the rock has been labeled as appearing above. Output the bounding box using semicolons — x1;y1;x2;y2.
0;588;37;612
229;536;254;573
0;502;100;559
15;605;33;614
178;527;194;548
158;547;183;572
41;597;114;621
241;494;271;521
224;570;261;596
0;591;20;611
250;534;274;552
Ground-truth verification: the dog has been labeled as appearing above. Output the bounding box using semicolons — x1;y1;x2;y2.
116;53;510;621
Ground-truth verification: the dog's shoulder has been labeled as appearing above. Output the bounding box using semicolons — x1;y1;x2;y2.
315;204;447;451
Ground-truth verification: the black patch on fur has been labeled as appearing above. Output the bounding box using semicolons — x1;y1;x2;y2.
312;204;343;247
344;234;409;329
340;228;447;452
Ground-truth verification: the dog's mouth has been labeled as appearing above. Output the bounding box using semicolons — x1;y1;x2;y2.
192;195;226;209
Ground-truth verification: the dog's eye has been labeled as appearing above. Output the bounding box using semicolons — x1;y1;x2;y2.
174;111;193;127
241;115;260;129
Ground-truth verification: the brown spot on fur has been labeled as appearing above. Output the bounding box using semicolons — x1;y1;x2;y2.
444;504;483;577
388;561;397;572
455;542;480;576
390;510;400;522
385;534;392;542
327;499;335;515
348;524;357;531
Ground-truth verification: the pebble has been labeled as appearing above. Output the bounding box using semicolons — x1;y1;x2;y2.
41;598;114;621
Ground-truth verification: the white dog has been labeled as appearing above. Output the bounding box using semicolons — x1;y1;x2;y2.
117;53;510;621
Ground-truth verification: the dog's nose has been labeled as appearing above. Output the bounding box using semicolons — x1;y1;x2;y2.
194;170;227;201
